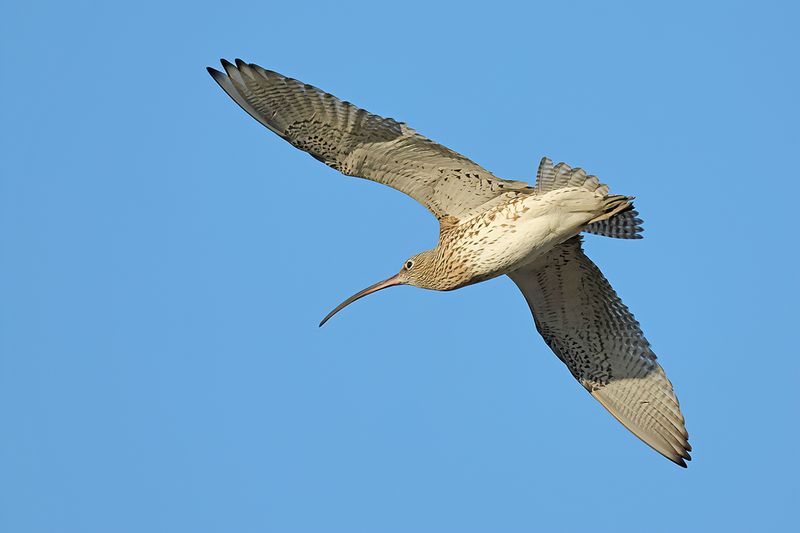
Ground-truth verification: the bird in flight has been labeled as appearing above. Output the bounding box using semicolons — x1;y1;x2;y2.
207;59;691;467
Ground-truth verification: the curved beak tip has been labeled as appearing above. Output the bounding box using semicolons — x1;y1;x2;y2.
317;272;404;328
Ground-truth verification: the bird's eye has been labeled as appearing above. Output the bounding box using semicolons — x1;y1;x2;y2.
405;260;414;270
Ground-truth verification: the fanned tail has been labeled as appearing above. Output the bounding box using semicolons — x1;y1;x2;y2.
535;157;644;239
535;157;609;195
585;209;644;239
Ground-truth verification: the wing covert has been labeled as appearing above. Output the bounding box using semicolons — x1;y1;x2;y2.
208;59;531;220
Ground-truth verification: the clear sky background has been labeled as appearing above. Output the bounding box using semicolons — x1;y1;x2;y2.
2;1;799;532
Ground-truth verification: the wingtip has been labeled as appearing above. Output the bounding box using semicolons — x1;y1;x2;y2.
220;58;234;68
207;66;227;87
671;447;692;468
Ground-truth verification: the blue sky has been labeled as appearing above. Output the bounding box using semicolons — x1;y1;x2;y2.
2;1;799;531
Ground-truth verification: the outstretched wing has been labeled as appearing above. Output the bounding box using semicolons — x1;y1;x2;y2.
207;59;531;220
508;236;691;466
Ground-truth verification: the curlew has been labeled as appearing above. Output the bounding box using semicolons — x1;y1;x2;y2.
207;59;691;467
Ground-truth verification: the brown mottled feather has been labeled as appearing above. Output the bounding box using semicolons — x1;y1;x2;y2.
207;59;531;220
508;236;690;466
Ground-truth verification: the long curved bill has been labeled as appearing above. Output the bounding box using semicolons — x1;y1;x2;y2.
319;273;404;327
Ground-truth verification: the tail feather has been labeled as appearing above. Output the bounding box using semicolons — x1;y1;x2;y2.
585;209;644;239
536;157;608;195
589;195;633;224
535;157;644;240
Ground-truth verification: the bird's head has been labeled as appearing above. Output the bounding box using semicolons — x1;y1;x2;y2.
319;250;438;326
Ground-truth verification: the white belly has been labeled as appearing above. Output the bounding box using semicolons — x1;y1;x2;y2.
454;188;605;282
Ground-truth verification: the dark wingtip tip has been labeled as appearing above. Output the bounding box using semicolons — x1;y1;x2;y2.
673;452;691;468
220;58;234;68
207;66;226;86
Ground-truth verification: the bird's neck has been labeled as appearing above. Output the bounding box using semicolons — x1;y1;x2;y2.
420;231;479;291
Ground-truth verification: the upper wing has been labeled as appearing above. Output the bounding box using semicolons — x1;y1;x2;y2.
508;236;691;466
207;59;531;220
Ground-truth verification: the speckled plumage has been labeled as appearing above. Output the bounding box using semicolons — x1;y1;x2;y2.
208;59;691;467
